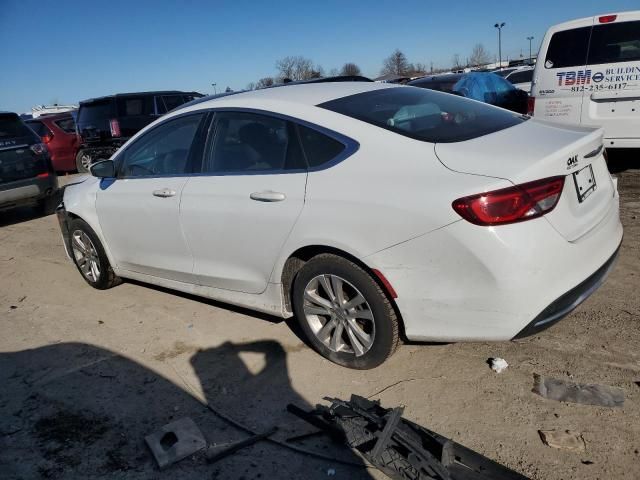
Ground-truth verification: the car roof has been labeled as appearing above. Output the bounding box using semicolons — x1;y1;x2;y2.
176;81;396;112
79;90;203;105
26;112;74;122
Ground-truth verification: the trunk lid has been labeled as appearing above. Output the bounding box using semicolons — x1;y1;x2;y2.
0;138;49;184
435;119;615;241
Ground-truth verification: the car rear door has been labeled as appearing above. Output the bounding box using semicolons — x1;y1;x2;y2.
179;110;307;294
580;13;640;144
533;21;592;124
95;112;206;282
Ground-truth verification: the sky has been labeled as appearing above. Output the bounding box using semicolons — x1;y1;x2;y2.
1;0;638;113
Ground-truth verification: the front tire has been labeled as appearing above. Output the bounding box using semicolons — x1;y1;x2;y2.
69;218;121;290
292;254;399;369
75;150;92;173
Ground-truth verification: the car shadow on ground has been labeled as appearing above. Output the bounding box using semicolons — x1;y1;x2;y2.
0;341;374;479
606;149;640;173
0;205;51;228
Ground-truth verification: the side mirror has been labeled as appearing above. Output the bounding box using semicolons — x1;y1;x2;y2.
89;159;115;178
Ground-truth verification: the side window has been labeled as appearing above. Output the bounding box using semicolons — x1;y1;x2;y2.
119;113;203;177
545;27;591;68
297;125;345;168
205;112;305;173
162;95;187;112
588;21;640;65
117;97;154;117
54;118;76;133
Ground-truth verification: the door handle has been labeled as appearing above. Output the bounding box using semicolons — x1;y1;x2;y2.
250;191;286;202
152;188;176;198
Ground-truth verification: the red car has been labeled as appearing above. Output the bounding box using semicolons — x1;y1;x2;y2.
26;113;79;172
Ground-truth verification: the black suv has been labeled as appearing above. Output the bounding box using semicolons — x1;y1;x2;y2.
75;91;202;172
0;112;58;213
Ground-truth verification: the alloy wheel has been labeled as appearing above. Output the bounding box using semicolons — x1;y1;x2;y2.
303;274;375;357
80;153;92;170
71;230;101;282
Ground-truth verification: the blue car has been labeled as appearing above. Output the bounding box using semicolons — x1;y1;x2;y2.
408;72;529;114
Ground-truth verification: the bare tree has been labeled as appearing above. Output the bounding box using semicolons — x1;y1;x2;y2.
340;62;362;76
469;43;491;66
328;67;340;77
411;62;428;75
255;77;275;89
275;55;318;81
245;82;256;91
380;49;410;76
451;53;463;70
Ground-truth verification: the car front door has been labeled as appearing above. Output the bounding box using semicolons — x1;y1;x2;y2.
180;110;307;294
96;112;206;282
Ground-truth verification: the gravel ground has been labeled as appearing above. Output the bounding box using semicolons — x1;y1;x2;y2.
0;157;638;480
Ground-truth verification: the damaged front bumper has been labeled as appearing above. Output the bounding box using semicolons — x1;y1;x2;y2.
56;202;73;260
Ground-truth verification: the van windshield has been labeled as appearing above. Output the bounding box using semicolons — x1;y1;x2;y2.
319;87;527;143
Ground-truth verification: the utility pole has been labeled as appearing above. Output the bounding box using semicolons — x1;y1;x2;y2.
494;22;506;69
527;36;534;63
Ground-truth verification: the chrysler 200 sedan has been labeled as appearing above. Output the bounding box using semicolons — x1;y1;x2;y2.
57;82;622;369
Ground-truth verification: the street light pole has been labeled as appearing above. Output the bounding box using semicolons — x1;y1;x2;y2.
527;36;534;63
211;83;217;95
494;22;506;69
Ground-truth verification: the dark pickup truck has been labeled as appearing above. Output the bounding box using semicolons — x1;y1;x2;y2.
75;90;203;172
0;112;58;213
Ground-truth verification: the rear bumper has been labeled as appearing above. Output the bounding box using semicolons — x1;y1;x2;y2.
365;193;623;342
604;138;640;149
0;174;58;210
513;242;621;339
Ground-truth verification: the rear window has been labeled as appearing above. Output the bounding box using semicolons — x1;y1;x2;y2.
78;100;113;124
54;117;76;133
26;120;51;137
545;26;591;69
320;87;526;143
507;69;533;84
0;114;36;139
588;21;640;65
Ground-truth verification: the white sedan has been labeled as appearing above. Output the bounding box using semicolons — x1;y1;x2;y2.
57;81;622;369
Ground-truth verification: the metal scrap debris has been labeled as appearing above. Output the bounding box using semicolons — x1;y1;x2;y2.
288;394;529;480
489;357;509;373
145;417;207;469
532;374;624;407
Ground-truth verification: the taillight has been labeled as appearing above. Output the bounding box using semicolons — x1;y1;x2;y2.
452;176;565;226
599;15;617;23
109;119;121;137
527;96;535;116
30;143;47;156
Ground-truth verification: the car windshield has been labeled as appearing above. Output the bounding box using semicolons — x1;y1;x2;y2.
319;86;527;143
0;113;36;139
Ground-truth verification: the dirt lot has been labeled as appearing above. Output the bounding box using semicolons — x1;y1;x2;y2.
1;159;639;480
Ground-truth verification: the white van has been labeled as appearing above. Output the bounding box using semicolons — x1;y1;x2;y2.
530;11;640;149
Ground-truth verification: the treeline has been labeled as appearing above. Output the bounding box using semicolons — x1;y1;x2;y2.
241;44;493;91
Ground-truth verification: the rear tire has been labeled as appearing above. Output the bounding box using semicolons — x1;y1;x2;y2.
75;150;92;173
69;218;121;290
292;254;399;369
